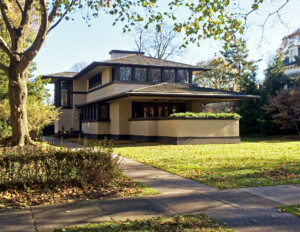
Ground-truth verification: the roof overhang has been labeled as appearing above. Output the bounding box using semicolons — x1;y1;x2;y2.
75;91;259;108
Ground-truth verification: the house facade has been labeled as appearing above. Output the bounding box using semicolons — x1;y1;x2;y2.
284;45;300;89
43;50;258;144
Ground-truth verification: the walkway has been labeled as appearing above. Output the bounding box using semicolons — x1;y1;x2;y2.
1;137;299;232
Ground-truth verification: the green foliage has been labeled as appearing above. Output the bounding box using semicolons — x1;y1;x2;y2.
0;145;121;190
0;97;59;141
195;57;230;90
196;39;256;91
170;112;241;119
115;139;300;189
263;56;288;96
54;214;233;232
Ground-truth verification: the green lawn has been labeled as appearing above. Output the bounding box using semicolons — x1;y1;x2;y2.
114;138;300;189
277;204;300;217
53;214;233;232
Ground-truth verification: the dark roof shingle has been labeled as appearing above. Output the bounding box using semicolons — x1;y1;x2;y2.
102;54;198;68
129;82;249;97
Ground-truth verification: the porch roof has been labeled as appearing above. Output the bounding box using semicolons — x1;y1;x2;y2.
75;83;259;107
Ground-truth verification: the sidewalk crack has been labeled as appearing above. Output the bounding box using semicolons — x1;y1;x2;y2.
29;206;38;232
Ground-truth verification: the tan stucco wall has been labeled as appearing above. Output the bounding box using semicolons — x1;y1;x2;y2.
129;119;239;138
87;83;149;102
82;121;110;135
55;109;74;133
109;100;132;135
129;120;158;136
102;68;111;85
73;78;88;92
73;94;87;106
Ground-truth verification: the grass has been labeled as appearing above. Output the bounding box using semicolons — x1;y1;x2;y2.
277;204;300;217
53;213;234;232
113;137;300;189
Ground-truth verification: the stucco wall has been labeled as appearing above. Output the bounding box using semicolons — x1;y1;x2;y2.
73;78;87;92
55;109;73;132
87;83;149;102
129;120;158;136
102;68;111;85
82;121;110;135
129;119;239;138
109;100;132;135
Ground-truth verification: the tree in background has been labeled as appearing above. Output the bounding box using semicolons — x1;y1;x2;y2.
129;23;184;60
264;90;300;136
196;39;256;91
220;39;256;91
70;62;88;72
195;57;230;90
277;27;300;58
263;56;289;96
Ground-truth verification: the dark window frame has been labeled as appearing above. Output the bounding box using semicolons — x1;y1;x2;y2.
132;102;185;119
81;103;110;122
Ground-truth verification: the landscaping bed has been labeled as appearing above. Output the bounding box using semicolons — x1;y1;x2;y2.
53;213;233;232
0;145;158;209
114;138;300;189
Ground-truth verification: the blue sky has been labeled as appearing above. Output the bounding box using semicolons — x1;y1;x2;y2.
35;0;300;83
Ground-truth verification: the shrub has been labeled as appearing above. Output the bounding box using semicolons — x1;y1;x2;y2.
170;112;241;119
0;145;121;190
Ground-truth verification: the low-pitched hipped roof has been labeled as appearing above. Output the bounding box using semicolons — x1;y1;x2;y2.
75;82;259;107
129;83;257;98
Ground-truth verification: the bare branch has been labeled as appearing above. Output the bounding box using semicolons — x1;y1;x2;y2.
0;35;13;59
47;10;68;34
256;0;290;48
48;0;76;34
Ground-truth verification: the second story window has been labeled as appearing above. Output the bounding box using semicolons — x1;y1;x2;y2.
55;80;72;108
88;73;102;89
119;66;132;81
149;68;161;83
135;67;147;82
178;70;189;83
164;69;175;82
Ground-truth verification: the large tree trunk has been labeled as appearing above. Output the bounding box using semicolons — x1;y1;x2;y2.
8;68;34;146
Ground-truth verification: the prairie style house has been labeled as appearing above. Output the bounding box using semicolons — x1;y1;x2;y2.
43;50;257;144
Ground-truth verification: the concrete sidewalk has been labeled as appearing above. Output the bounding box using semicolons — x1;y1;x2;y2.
1;137;299;232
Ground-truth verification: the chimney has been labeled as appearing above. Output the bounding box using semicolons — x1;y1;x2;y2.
109;50;145;59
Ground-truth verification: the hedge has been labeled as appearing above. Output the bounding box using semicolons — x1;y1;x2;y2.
0;146;121;190
170;112;241;119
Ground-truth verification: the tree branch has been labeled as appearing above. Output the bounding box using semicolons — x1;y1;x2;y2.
0;63;9;75
0;35;13;59
16;0;24;13
19;0;34;37
47;10;68;34
0;0;14;37
18;0;48;72
48;0;76;34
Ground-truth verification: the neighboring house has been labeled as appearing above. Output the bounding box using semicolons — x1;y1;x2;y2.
42;50;258;144
284;45;300;89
